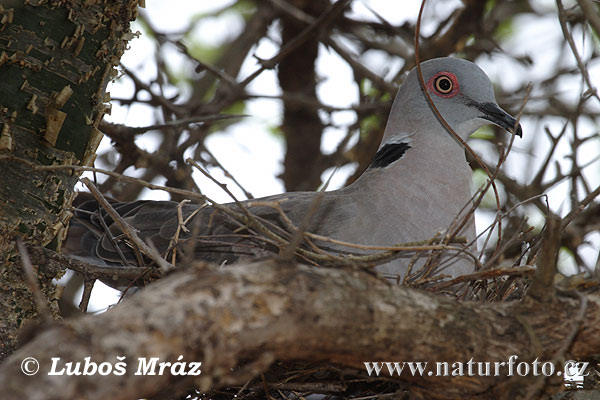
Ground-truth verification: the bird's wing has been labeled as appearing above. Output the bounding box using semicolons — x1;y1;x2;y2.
66;191;343;268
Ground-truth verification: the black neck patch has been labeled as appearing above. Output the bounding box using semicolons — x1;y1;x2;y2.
369;142;411;169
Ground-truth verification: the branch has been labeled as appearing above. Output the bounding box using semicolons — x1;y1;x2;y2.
1;260;598;399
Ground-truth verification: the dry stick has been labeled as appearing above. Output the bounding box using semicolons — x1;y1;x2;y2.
476;194;548;265
79;279;95;313
234;378;253;399
81;177;174;272
32;246;162;282
187;44;240;88
279;166;339;262
269;0;397;94
86;177;133;268
185;157;278;243
186;158;301;255
120;65;179;112
431;266;536;291
181;173;336;268
283;230;476;268
531;122;569;188
85;178;143;269
484;85;531;256
527;213;562;301
538;146;600;194
483;221;533;270
325;38;397;94
7;159;209;204
187;158;247;214
309;237;480;268
557;0;600;103
562;183;600;230
458;85;530;263
169;199;200;265
577;0;600;39
239;0;351;88
16;239;50;321
418;188;486;277
405;234;448;285
269;0;312;23
250;381;347;393
23;158;236;231
203;146;254;199
413;1;499;242
215;197;473;267
278;195;323;262
247;201;337;260
414;0;521;255
272;202;481;270
250;200;469;251
248;92;385;113
120;114;247;136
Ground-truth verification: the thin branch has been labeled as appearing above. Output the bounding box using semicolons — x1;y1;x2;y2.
557;0;600;103
16;239;50;322
81;178;174;272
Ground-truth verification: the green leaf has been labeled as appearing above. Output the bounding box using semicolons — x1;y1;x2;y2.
359;114;382;139
472;168;505;209
470;125;496;140
495;18;515;41
267;124;284;139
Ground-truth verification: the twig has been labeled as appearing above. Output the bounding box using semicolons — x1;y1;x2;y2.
240;0;351;87
576;0;600;39
202;146;254;199
557;0;599;103
169;199;201;265
81;178;174;272
267;0;396;94
527;213;562;301
16;239;50;321
29;246;161;282
279;167;338;261
431;266;535;291
0;155;210;205
102;115;247;137
414;0;505;252
79;279;95;313
561;182;600;229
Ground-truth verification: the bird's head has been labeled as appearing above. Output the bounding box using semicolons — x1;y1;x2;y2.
383;57;522;145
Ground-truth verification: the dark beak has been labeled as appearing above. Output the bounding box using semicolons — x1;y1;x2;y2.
477;102;523;137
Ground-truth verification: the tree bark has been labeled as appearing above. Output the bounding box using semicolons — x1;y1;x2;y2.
0;0;137;359
0;260;597;400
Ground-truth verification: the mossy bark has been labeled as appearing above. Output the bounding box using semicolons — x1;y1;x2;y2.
0;0;138;359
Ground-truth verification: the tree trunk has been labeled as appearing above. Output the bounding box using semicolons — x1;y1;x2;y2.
0;0;137;359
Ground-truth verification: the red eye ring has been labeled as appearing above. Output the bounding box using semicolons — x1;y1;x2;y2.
426;71;459;98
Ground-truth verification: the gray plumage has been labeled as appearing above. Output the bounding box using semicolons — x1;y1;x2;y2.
65;57;522;284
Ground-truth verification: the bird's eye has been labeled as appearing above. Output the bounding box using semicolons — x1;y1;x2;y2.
434;75;453;94
426;71;459;98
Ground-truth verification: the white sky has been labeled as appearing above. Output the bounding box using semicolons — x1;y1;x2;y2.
76;0;600;311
